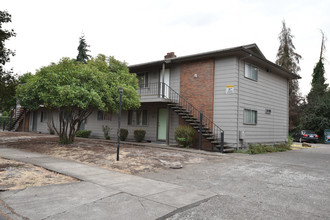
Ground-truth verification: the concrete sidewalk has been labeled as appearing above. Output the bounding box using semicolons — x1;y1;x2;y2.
0;148;216;220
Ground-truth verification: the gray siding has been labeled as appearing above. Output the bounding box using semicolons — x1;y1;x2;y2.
238;60;289;144
85;104;158;142
30;104;178;144
29;109;56;134
213;57;239;146
213;57;289;147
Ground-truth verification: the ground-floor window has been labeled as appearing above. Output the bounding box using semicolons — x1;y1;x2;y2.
97;111;111;121
244;109;257;125
128;110;148;126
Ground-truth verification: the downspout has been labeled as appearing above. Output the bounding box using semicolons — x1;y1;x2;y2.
162;61;169;145
161;62;165;98
236;54;252;149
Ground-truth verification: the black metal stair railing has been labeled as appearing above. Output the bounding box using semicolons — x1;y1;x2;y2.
7;108;26;131
138;82;224;151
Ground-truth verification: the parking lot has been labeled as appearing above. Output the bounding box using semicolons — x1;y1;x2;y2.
141;143;330;219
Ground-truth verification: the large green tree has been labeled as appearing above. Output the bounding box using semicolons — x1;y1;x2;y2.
17;55;140;144
276;20;302;131
307;31;328;101
302;32;329;140
76;34;91;64
0;71;16;111
0;10;16;112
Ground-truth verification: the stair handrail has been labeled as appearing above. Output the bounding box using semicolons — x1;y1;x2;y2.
8;108;26;131
160;82;224;150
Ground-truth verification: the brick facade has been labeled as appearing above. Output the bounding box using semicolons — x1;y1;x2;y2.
179;58;214;120
179;58;215;150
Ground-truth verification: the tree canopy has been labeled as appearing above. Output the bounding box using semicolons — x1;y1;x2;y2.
276;20;302;131
0;10;16;112
17;55;140;143
76;34;91;64
0;71;17;111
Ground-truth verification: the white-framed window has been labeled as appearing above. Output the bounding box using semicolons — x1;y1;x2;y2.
128;110;148;126
137;72;149;88
97;111;111;121
244;109;257;125
245;63;258;81
97;111;104;120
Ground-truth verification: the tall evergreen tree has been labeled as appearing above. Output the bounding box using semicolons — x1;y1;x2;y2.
301;31;329;140
76;34;91;64
307;31;328;101
276;20;302;131
0;10;17;112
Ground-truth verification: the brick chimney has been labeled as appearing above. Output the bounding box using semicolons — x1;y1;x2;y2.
164;52;176;59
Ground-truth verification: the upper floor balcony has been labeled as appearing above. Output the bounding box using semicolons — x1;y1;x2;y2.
138;82;172;103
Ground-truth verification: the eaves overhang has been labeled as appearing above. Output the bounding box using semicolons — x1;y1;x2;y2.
128;44;300;80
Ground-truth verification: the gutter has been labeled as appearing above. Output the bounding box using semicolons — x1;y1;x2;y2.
240;48;301;79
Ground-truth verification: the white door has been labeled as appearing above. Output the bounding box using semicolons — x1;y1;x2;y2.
160;69;170;98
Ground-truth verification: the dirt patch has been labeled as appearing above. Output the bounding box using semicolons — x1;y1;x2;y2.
0;132;221;175
0;132;44;138
0;157;78;191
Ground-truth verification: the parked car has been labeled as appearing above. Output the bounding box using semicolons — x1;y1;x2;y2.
293;130;319;143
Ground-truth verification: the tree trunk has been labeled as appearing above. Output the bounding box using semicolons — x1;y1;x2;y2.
55;108;92;145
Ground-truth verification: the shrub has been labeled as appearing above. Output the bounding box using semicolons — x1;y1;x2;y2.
134;129;146;142
288;135;293;147
120;128;128;141
177;137;186;147
102;125;111;140
174;126;195;148
247;143;291;154
0;116;11;129
76;130;92;138
274;143;291;152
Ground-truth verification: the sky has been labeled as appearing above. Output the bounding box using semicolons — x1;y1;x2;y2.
2;0;330;97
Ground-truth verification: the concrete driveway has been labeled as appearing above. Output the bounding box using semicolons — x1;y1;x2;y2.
141;143;330;219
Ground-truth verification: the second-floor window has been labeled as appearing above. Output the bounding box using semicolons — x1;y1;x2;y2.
137;72;148;88
245;63;258;81
128;110;148;126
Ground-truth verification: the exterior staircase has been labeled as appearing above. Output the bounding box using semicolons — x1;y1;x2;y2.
158;82;234;153
7;108;28;131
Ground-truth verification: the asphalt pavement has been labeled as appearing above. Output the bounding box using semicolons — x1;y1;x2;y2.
141;143;330;219
1;143;329;219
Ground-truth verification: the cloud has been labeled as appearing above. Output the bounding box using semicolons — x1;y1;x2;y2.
168;12;220;27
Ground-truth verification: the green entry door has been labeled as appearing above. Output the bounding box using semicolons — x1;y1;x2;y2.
32;111;38;132
157;108;168;141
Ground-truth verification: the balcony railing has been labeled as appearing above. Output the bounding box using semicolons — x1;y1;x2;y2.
138;82;170;98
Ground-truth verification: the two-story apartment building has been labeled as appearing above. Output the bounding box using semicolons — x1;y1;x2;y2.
18;44;299;151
